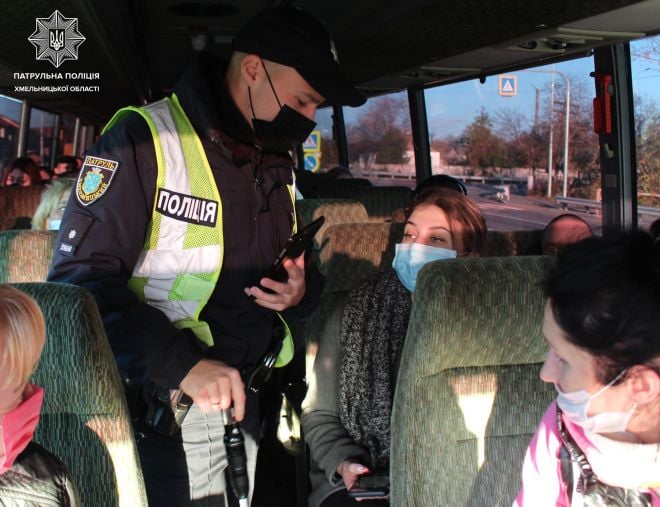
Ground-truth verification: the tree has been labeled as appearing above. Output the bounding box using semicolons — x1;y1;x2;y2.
463;108;507;172
347;94;411;168
320;134;338;169
634;94;660;205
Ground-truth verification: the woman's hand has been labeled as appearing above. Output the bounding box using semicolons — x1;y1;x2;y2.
336;460;369;490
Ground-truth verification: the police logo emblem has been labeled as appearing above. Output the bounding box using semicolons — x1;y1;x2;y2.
76;156;119;206
28;10;86;69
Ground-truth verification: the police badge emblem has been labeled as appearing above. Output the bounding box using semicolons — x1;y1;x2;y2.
76;156;119;206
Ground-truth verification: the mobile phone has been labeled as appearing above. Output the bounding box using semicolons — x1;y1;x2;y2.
347;473;390;499
256;216;325;294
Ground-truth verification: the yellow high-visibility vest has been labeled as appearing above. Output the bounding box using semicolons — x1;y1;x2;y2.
103;94;296;366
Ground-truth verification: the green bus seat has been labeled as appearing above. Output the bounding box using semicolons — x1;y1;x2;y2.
0;185;45;218
0;230;57;282
296;199;369;249
349;186;413;222
319;222;404;293
391;256;555;507
14;282;148;507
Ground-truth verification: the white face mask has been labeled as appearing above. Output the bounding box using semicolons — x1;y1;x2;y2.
556;370;636;434
47;219;62;230
392;242;457;292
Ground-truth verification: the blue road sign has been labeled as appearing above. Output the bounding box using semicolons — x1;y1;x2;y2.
303;131;321;152
499;75;517;97
304;153;320;172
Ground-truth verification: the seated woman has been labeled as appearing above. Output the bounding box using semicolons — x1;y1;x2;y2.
302;187;488;507
2;157;42;187
31;179;75;230
0;284;80;505
516;232;660;505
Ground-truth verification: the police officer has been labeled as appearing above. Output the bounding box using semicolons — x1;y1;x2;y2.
48;6;364;506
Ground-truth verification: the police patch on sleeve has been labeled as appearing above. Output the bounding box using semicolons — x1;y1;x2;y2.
76;155;119;206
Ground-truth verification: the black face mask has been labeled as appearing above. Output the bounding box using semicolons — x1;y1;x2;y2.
248;63;316;154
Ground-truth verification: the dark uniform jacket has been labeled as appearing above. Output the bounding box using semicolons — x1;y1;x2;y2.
48;53;322;389
0;442;80;507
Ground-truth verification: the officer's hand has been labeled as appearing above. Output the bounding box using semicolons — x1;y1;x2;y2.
245;252;306;311
179;359;246;420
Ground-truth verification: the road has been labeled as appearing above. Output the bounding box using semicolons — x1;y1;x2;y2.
464;183;604;233
368;177;657;232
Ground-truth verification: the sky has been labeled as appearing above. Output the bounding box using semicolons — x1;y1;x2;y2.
328;37;660;142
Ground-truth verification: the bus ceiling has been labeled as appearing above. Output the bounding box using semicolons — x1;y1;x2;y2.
1;0;659;126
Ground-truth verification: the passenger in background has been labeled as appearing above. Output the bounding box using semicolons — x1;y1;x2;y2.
649;217;660;241
31;179;75;231
0;285;80;505
542;213;593;255
325;165;353;180
302;187;488;507
52;156;80;180
391;174;467;222
516;232;660;506
39;166;53;183
2;157;42;187
412;174;467;198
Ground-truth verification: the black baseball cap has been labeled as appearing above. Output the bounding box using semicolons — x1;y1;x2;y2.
234;7;366;107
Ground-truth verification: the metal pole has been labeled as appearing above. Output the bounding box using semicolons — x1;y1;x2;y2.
72;117;81;156
407;88;432;183
547;71;555;198
50;114;61;170
562;75;571;198
333;105;349;169
16;101;31;157
523;69;572;199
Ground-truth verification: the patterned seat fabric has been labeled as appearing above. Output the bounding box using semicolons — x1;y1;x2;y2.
0;230;57;282
349;186;413;222
0;185;45;217
14;282;148;507
391;256;555;507
319;222;404;293
296;199;369;249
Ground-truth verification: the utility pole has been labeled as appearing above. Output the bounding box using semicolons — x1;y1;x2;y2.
524;67;571;198
533;87;540;130
547;71;555;198
562;80;571;198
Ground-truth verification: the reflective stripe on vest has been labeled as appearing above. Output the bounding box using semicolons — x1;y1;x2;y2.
102;94;296;366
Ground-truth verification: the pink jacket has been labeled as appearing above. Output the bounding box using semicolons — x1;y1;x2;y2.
515;401;660;506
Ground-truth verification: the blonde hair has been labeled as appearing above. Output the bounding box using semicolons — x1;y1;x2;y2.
0;285;46;390
31;179;74;230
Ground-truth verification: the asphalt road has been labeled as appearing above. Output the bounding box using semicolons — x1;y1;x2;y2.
369;178;656;233
465;183;604;233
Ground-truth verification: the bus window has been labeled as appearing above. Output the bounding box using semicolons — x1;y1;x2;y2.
631;35;660;231
0;94;22;175
312;106;339;173
27;107;57;169
345;91;416;187
60;114;79;157
424;56;601;233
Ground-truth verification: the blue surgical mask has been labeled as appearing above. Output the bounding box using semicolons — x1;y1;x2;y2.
556;370;636;434
392;242;457;292
47;219;62;230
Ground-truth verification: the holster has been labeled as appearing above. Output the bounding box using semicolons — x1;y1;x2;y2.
124;381;192;437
